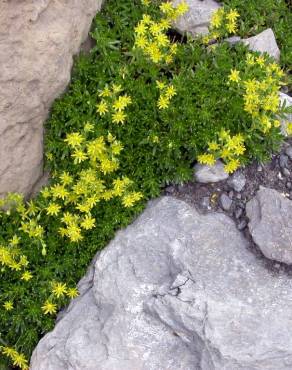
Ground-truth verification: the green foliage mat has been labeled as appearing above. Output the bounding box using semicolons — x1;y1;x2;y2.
0;0;291;368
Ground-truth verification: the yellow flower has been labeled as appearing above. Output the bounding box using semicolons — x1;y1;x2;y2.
210;8;224;28
208;141;220;151
287;122;292;135
67;287;79;299
113;95;132;111
156;80;166;90
111;141;123;155
246;53;255;66
41;187;51;199
136;35;148;49
165;85;176;99
64;132;85;148
46;203;61;216
112;84;123;94
3;301;13;311
155;33;169;47
84;122;94;132
224;159;240;173
51;184;69;200
81;215;96;230
228;69;240;83
157;95;170;109
99;86;111;97
112;111;126;124
52;282;67;298
197;153;216;166
72;149;88;164
60;172;73;185
9;235;20;246
96;100;108;115
42;300;57;315
226;21;237;34
66;224;83;242
160;1;174;15
135;22;147;35
226;9;240;22
256;55;266;67
175;1;189;16
21;271;33;281
122;192;143;207
100;158;118;174
1;347;29;370
61;212;76;225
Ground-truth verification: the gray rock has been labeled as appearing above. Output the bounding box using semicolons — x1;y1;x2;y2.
220;193;233;211
31;197;292;370
246;187;292;265
286;182;292;190
282;168;291;177
279;154;289;169
285;146;292;160
226;36;241;45
227;171;246;192
173;0;221;36
279;93;292;136
242;28;280;61
194;160;229;183
0;0;104;196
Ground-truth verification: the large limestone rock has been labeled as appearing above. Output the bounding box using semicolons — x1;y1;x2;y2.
31;197;292;370
173;0;221;36
247;187;292;265
242;28;280;61
0;0;103;197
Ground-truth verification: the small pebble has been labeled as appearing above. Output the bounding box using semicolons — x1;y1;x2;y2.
287;182;292;190
257;165;263;172
228;190;234;199
237;220;247;230
234;208;243;219
201;197;210;209
285;146;292;160
220;193;233;211
282;168;291;177
279;154;289;169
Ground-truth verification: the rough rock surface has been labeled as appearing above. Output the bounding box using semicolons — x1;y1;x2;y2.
0;0;103;196
227;171;246;192
247;187;292;265
242;28;280;61
173;0;221;36
31;197;292;370
194;160;229;183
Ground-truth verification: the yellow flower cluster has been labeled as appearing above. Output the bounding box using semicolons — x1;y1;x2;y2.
156;80;176;109
198;130;246;173
134;1;189;64
229;54;284;133
0;346;28;370
96;84;132;125
41;282;79;315
43;132;142;242
203;8;240;44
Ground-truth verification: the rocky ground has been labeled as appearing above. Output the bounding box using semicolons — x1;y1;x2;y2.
166;139;292;272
